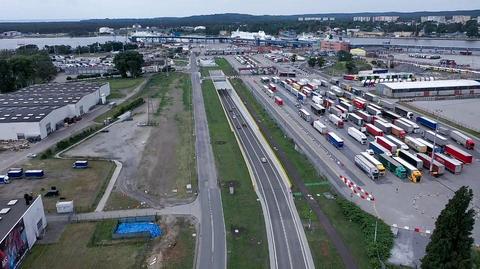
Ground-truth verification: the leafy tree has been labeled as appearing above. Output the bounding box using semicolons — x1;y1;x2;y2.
421;186;475;269
307;57;316;68
0;60;15;93
113;51;144;78
316;57;325;68
290;54;297;63
345;61;356;73
337;51;352;62
465;20;479;38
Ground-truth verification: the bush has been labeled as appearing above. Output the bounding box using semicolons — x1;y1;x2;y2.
55;126;101;152
336;199;394;268
66;76;72;81
112;97;144;118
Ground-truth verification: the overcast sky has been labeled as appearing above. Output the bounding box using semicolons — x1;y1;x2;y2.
1;0;479;21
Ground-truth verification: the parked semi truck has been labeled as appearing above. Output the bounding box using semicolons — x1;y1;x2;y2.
375;136;398;154
313;120;328;134
416;138;442;154
416;153;445;177
353;98;367;110
444;144;473;164
433;153;463;174
377;154;406;179
357;111;373;123
386;135;409;150
422;130;448;146
360;152;386;176
25;170;44;179
394;107;414;119
328;114;344;128
398;118;420;133
355;155;380;180
348;127;367;144
0;175;10;184
369;141;392;156
393;157;422;183
7;168;23;179
398;149;423;169
416;116;438;130
374;120;391;134
379;99;395;110
73;160;89;169
366;124;384;137
326;132;344;149
450;130;475;150
390;124;406;139
348;113;364;127
404;136;427;153
393;119;414;133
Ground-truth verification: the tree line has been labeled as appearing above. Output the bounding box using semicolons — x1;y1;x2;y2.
45;41;138;55
0;46;56;93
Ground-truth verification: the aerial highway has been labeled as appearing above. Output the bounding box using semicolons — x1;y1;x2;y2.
217;85;314;269
190;53;227;269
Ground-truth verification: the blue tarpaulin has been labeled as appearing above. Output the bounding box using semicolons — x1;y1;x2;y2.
115;222;162;238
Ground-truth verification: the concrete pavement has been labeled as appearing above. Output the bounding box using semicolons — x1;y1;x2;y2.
190;54;227;269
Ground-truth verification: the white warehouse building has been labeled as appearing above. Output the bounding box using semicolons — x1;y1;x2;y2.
0;82;110;141
376;79;480;98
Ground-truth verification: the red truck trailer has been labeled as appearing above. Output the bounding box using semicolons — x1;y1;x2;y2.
357;111;373;123
449;130;475;150
353;98;367;110
274;96;284;106
444;144;473;164
390;124;406;139
366;124;384;137
416;153;445;177
375;136;397;154
433;153;463;174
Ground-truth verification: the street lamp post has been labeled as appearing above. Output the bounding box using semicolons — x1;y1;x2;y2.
429;109;442;175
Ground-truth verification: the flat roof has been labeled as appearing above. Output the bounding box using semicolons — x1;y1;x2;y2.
0;82;107;123
0;197;36;243
381;79;480;90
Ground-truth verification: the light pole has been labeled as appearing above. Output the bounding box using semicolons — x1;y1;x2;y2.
429;109;442;175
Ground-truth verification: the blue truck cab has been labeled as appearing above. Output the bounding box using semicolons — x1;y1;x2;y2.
416;116;437;130
0;175;10;184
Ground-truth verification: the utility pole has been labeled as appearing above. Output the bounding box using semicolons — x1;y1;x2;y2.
429;109;442;174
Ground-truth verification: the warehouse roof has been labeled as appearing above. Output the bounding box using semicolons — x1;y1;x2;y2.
0;106;62;123
381;79;480;90
0;197;36;243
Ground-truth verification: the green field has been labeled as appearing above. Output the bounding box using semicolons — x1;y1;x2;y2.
104;77;145;99
22;221;149;269
200;58;236;77
231;77;393;269
202;79;269;268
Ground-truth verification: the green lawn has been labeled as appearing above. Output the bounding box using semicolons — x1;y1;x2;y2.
104;77;145;99
200;57;236;77
22;222;149;269
202;79;269;268
231;77;393;269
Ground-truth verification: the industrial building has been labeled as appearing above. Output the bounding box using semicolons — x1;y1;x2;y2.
0;82;110;141
377;79;480;98
0;196;47;269
320;39;350;52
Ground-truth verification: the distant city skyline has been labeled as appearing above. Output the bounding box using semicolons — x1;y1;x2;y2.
0;0;479;21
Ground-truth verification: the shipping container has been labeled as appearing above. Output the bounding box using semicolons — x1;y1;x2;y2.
444;144;473;164
327;132;344;149
356;111;372;123
73;160;88;169
386;135;409;150
348;113;364;127
369;141;392;156
416;116;438;130
348;127;367;144
353;98;367;110
416;138;442;154
404;136;427;153
422;130;448;146
390;124;406;139
313;120;328;134
25;169;44;179
393;157;422;183
366;124;384;137
360;152;386;176
299;109;311;123
416;153;445;176
433;153;463;174
374;120;392;134
376;136;398;154
450;130;475;150
378;154;406;179
398;149;423;169
355;155;379;180
310;103;325;115
328;114;344;128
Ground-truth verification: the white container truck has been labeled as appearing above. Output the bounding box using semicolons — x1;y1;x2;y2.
386;135;409;150
355;155;380;180
348;127;367;144
313;120;328;134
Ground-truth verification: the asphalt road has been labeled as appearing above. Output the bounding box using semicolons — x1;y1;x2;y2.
218;89;314;269
190;53;227;269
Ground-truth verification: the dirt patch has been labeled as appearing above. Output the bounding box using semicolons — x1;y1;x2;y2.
145;216;196;269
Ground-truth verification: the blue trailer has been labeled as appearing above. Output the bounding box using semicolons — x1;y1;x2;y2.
24;170;44;179
7;169;23;179
369;141;392;156
416;116;437;130
326;132;344;149
73;160;89;169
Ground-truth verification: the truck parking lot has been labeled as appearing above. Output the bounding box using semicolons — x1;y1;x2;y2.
224;54;480;244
